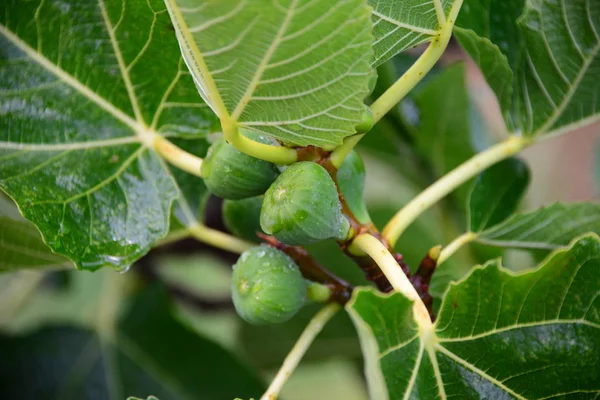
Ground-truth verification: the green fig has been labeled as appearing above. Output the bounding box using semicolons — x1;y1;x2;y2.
337;150;371;225
232;245;306;325
201;130;279;200
355;107;374;134
222;196;264;242
260;162;351;246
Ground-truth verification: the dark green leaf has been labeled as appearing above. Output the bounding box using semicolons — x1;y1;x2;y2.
0;0;219;271
165;0;374;148
347;234;600;399
456;0;600;136
0;285;265;400
468;157;530;232
477;202;600;250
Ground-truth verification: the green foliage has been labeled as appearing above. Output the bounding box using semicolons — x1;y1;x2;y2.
2;0;600;399
457;0;600;136
0;0;218;271
261;162;350;246
202;131;279;200
347;234;600;399
232;245;306;325
164;0;374;148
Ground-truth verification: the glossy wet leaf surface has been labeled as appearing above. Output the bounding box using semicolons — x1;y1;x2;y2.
0;0;218;271
0;195;72;272
165;0;373;148
347;234;600;399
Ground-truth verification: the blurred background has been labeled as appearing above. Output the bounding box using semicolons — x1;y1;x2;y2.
1;41;598;400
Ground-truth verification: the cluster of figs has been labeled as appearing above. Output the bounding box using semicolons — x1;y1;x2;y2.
202;124;372;325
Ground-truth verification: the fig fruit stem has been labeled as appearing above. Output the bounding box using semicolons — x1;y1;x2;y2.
153;136;204;177
370;0;462;125
330;134;364;169
222;122;298;165
188;223;253;254
437;231;477;266
261;303;340;400
349;234;432;327
383;136;531;247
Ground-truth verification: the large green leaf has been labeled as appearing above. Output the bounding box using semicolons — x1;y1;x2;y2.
468;157;530;232
456;0;600;136
0;195;72;272
477;202;600;251
0;285;265;399
369;0;456;67
0;0;219;271
347;234;600;399
164;0;374;149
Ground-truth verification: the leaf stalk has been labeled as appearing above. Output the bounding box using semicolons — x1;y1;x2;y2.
153;136;204;178
383;136;530;247
261;303;340;400
349;233;431;326
222;122;298;165
438;231;477;266
369;0;464;125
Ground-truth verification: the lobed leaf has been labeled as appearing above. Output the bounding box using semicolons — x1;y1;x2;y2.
164;0;374;149
0;0;219;271
456;0;600;136
347;234;600;399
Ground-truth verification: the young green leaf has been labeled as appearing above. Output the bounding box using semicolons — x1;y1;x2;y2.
468;157;530;232
0;0;220;271
456;0;600;136
476;202;600;251
369;0;457;66
347;234;600;399
0;285;265;399
0;195;72;272
164;0;374;148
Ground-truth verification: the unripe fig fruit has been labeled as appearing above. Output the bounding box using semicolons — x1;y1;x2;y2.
355;108;374;134
337;150;371;225
201;130;279;200
222;196;264;242
260;162;350;246
232;245;306;325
